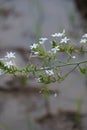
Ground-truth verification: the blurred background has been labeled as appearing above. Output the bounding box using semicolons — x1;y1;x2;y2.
0;0;86;48
0;0;87;130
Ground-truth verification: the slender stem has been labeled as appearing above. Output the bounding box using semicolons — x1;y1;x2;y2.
62;65;78;79
57;60;87;67
35;60;87;72
0;59;87;74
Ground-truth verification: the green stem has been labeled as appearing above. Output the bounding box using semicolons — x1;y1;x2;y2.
0;59;87;75
62;65;78;80
35;60;87;71
57;60;87;67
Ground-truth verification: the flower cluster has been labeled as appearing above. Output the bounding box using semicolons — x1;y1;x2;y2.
0;52;16;75
0;30;87;84
51;29;65;37
28;30;78;83
29;30;71;58
80;33;87;43
51;30;69;43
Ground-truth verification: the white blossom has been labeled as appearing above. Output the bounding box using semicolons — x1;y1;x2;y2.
40;67;49;70
39;37;48;44
60;37;69;43
35;77;41;82
72;56;76;59
45;69;54;76
34;51;39;55
51;29;65;37
30;43;38;49
5;52;16;59
80;39;87;43
51;33;59;37
54;93;57;97
82;34;87;38
51;46;60;53
5;61;14;68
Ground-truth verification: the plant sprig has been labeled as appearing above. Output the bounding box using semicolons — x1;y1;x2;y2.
0;30;87;84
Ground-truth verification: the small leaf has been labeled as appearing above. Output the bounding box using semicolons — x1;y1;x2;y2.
79;67;86;74
52;41;57;47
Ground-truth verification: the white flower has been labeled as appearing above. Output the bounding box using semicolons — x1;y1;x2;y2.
34;51;39;55
35;77;41;82
45;70;54;76
82;33;87;38
39;37;48;44
72;56;76;59
40;67;49;70
39;38;48;41
51;46;60;53
5;52;16;59
30;43;38;49
5;61;14;68
51;33;59;37
0;69;4;75
60;37;69;43
54;93;57;97
51;29;65;37
80;39;87;43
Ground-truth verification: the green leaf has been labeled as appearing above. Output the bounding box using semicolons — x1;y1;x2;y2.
52;40;57;47
79;67;86;74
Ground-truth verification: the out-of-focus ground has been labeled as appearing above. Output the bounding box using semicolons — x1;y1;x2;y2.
0;0;87;130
